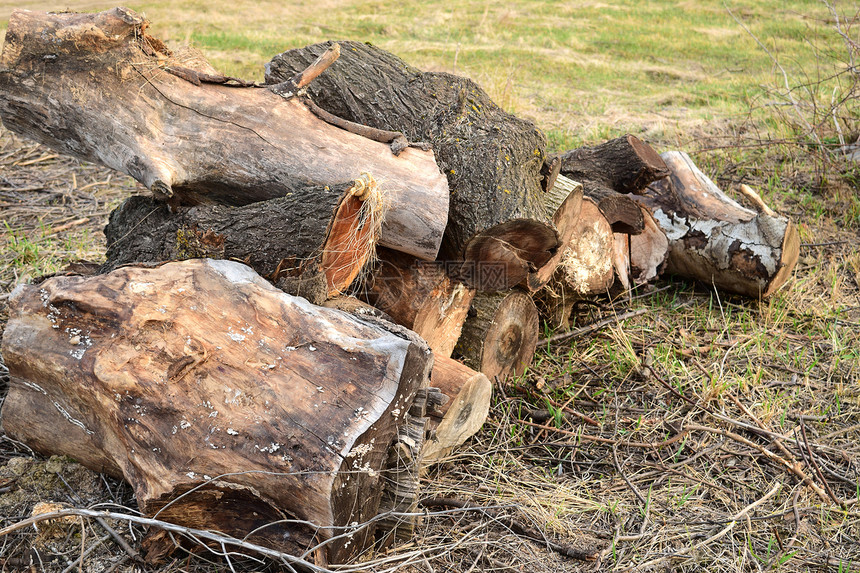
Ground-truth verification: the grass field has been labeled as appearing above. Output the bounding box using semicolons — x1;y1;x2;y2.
1;1;859;572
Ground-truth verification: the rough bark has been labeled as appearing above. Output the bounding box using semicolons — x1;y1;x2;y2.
454;291;539;381
0;8;449;260
358;248;475;357
525;175;584;292
266;41;559;289
0;259;432;564
554;134;670;235
102;179;382;302
422;356;492;465
555;134;669;194
641;151;800;298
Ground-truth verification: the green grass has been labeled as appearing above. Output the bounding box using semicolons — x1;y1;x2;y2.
2;0;853;148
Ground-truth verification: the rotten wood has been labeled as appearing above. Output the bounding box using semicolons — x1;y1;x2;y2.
0;259;432;564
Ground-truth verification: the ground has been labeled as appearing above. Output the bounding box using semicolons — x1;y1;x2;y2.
1;1;860;572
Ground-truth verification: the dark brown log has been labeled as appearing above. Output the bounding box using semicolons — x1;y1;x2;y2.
0;259;432;564
555;134;669;194
422;356;492;465
454;291;539;380
537;197;615;328
266;41;559;289
641;151;800;298
0;9;449;261
102;177;383;302
525;175;583;292
358;248;475;357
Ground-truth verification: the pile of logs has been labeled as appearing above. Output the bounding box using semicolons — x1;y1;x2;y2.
0;7;800;567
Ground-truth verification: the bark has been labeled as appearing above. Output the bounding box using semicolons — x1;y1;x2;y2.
555;134;669;194
102;179;382;302
266;41;559;289
422;356;492;465
0;8;449;260
358;248;475;357
555;134;670;234
641;151;800;298
454;291;539;380
0;259;432;564
525;175;584;292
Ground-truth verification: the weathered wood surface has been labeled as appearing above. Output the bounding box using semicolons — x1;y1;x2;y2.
267;41;559;289
0;8;449;260
359;248;475;357
423;356;492;465
0;259;432;564
454;291;539;380
525;175;584;292
102;178;383;302
538;197;615;328
641;151;800;298
629;206;669;284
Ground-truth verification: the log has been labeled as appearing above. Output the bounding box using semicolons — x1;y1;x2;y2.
454;291;539;380
266;41;559;290
0;8;449;261
358;248;475;357
422;356;492;465
0;259;433;564
629;206;669;284
641;151;800;298
555;134;671;234
102;177;384;302
555;134;669;194
610;232;632;299
537;197;614;328
524;175;583;292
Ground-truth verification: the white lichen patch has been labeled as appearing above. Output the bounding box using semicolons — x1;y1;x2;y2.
226;327;246;342
226;428;239;436
179;420;192;430
345;440;374;458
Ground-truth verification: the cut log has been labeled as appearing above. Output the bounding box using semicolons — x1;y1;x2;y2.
537;197;614;328
422;356;492;465
358;248;475;357
629;205;669;284
102;177;384;302
610;232;632;299
525;175;584;292
554;134;671;235
454;291;539;380
555;134;669;194
0;8;449;260
0;259;433;564
266;41;559;289
641;151;800;298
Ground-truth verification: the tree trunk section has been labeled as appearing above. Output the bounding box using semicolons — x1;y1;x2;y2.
525;175;583;292
0;259;432;564
629;205;669;284
358;248;475;357
266;41;559;289
537;197;614;328
555;134;669;194
0;8;449;261
422;356;492;465
642;151;800;298
102;178;383;302
454;291;539;381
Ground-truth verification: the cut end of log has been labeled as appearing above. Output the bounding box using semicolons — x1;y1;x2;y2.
462;220;558;291
763;219;801;297
321;173;387;295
